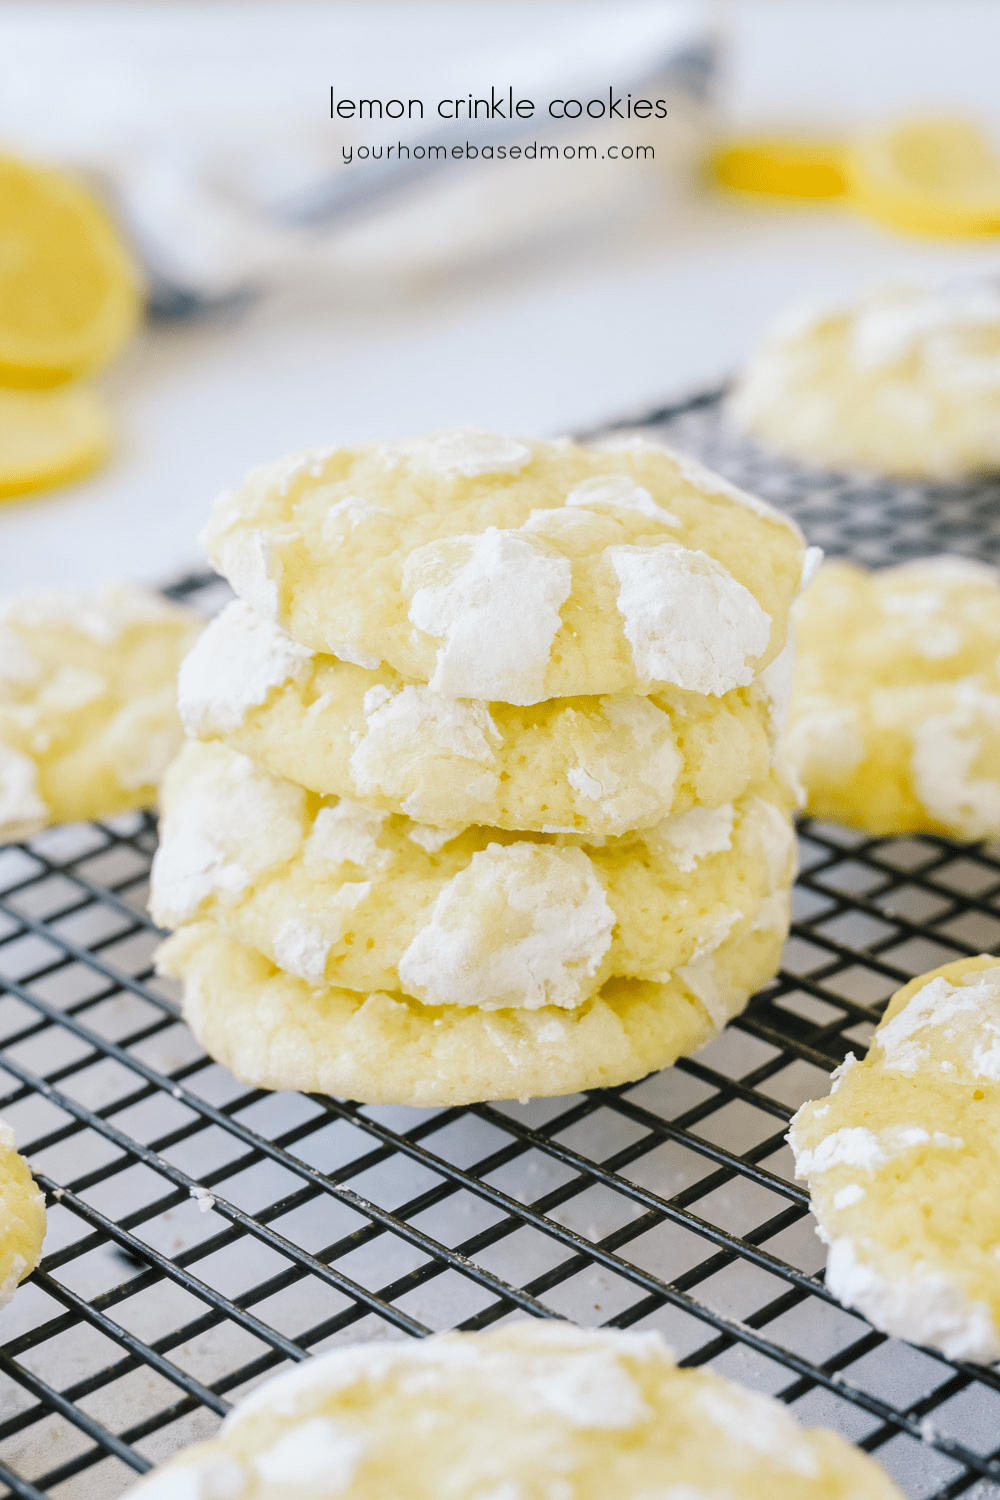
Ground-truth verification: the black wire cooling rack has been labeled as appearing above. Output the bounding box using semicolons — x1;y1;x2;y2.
4;392;1000;1500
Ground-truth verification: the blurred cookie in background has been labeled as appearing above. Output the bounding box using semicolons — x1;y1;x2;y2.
731;280;1000;479
0;584;202;842
786;555;1000;838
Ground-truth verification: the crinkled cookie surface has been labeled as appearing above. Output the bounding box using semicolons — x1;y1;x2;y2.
0;584;203;841
178;601;783;837
123;1322;901;1500
786;556;1000;838
732;280;1000;478
0;1118;45;1309
157;915;785;1107
790;954;1000;1363
151;741;795;1011
198;429;806;703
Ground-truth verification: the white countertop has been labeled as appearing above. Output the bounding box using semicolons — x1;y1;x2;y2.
3;0;1000;593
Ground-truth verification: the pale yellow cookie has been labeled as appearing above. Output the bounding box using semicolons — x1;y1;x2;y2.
0;1118;46;1309
150;740;795;1010
786;555;1000;838
0;584;204;841
199;429;806;704
732;280;1000;478
177;601;784;838
122;1322;901;1500
790;955;1000;1363
164;905;782;1106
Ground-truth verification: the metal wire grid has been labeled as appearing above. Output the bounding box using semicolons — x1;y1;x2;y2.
2;396;1000;1498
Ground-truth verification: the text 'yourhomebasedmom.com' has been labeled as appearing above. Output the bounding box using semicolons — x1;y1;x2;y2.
339;142;656;163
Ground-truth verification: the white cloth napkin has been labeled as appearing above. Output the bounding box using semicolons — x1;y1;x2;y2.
0;1;713;302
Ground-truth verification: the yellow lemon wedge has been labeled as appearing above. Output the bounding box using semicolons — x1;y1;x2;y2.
709;137;848;199
0;385;111;500
847;116;1000;237
0;156;141;388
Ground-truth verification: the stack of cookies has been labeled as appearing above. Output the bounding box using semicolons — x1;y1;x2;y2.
151;427;810;1106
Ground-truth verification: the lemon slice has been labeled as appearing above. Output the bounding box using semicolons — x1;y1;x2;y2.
0;385;111;499
709;137;848;199
0;156;140;388
847;116;1000;236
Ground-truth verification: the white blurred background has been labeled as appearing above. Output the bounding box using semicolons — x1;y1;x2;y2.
3;0;1000;591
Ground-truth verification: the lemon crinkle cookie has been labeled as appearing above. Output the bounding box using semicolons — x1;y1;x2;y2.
0;1117;45;1309
790;955;1000;1363
177;599;784;837
151;741;795;1011
0;584;203;841
123;1321;901;1499
198;428;807;703
157;913;787;1106
160;427;806;1104
732;280;1000;478
787;555;1000;838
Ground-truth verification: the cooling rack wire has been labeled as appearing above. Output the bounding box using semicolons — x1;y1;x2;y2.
4;391;1000;1499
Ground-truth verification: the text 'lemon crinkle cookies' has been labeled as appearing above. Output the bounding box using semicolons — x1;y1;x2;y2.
159;426;809;1104
0;1117;45;1309
789;955;1000;1363
731;280;1000;478
122;1322;902;1500
787;555;1000;839
0;584;204;842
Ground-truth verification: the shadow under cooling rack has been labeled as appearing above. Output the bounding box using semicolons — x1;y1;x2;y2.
4;392;1000;1500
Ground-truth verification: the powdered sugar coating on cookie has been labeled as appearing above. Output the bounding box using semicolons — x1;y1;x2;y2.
405;528;572;703
179;601;314;737
787;557;1000;837
608;544;772;694
398;843;615;1010
215;528;280;620
351;684;502;812
181;601;778;838
150;741;796;1009
911;685;1000;840
0;583;203;837
733;279;1000;479
0;584;187;644
379;426;533;477
199;428;805;702
647;802;735;873
789;955;1000;1362
121;1277;900;1499
565;473;681;528
151;749;307;925
157;904;789;1107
